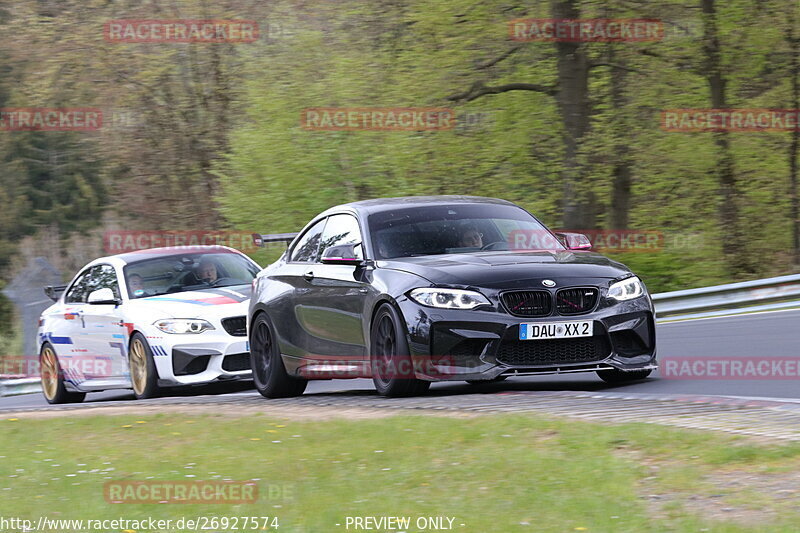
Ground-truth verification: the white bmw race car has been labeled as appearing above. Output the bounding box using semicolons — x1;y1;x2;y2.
37;245;260;403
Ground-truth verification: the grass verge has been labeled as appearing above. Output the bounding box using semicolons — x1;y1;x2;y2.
2;412;800;532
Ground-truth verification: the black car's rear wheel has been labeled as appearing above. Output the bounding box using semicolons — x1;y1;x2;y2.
250;313;307;398
597;368;652;384
370;303;430;397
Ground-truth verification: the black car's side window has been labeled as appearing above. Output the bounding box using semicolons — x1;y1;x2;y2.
85;264;121;300
319;214;363;260
290;218;327;263
64;268;93;304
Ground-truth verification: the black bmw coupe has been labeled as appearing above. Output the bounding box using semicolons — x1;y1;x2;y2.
249;196;656;397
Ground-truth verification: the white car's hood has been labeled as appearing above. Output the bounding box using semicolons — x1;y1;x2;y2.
125;285;252;320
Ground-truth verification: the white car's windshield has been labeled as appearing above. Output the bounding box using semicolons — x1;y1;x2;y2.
123;252;260;299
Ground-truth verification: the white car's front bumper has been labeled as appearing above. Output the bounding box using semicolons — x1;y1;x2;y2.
147;331;251;386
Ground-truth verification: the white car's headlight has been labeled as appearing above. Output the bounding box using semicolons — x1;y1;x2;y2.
408;288;491;310
154;319;215;334
607;276;645;301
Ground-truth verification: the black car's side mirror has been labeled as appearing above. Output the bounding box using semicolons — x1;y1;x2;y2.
554;232;592;251
321;243;364;266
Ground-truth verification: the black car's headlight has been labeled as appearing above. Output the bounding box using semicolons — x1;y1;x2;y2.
408;288;491;310
607;276;645;301
154;319;215;334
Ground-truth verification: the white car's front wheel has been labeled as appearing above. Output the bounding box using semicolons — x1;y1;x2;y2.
129;333;160;399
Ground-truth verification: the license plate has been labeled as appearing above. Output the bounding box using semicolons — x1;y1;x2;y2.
519;321;593;340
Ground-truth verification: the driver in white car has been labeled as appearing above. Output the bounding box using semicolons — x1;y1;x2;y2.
197;259;219;285
127;273;148;297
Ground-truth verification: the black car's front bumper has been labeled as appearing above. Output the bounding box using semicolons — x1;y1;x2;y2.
397;294;656;381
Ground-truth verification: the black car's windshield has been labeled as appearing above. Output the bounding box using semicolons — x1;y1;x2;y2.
368;203;565;259
122;252;260;299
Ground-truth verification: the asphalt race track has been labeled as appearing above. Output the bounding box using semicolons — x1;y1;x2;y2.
2;308;799;411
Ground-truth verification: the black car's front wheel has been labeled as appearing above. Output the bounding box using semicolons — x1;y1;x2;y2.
250;313;307;398
370;303;431;397
597;368;652;384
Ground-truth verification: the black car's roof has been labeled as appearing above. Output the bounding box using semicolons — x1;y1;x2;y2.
323;195;517;217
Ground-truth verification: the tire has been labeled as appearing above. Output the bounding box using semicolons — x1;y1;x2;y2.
129;332;161;399
597;368;652;384
250;313;307;398
370;303;431;397
466;375;508;385
39;343;86;404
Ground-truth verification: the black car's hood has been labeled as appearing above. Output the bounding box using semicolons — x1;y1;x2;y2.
380;250;631;289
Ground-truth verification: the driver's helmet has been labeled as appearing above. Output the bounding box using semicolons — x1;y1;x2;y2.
195;258;220;283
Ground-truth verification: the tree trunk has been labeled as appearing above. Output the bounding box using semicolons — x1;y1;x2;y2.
788;17;800;266
552;0;591;229
701;0;749;275
609;46;631;230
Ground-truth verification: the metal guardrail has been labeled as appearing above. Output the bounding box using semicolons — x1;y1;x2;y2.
653;273;800;320
0;377;41;397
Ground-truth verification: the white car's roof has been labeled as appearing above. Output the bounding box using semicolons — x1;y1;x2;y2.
85;245;247;269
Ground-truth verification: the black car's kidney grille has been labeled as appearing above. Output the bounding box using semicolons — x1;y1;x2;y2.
555;288;598;315
221;316;247;337
501;290;552;317
497;336;611;366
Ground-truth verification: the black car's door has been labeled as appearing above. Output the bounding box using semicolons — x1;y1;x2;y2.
293;213;370;364
277;217;328;360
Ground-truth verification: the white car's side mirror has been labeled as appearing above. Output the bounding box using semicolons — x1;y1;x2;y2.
87;287;119;305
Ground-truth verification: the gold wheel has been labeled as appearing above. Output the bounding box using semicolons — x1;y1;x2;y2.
129;338;149;396
40;346;59;401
